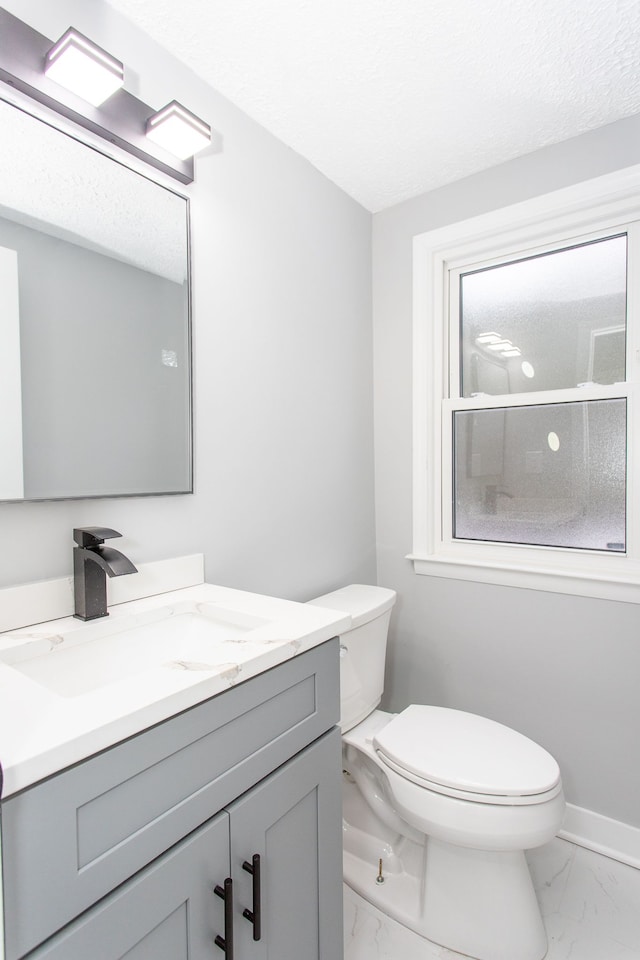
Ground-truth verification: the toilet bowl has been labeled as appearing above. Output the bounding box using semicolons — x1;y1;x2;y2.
308;585;565;960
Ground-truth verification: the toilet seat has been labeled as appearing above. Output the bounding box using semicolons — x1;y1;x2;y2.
373;705;562;806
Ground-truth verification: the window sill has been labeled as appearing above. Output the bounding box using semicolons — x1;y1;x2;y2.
407;551;640;604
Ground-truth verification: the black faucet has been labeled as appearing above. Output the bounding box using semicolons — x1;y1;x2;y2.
484;484;515;514
73;527;138;621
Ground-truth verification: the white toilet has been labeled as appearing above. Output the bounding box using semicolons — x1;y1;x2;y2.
309;584;565;960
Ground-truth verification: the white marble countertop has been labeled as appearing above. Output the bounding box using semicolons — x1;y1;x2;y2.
0;581;350;797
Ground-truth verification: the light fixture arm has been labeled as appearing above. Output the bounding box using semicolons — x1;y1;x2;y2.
0;8;195;184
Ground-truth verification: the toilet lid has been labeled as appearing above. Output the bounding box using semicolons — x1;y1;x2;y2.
373;705;560;798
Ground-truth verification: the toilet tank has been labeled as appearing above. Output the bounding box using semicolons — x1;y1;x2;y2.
307;584;396;732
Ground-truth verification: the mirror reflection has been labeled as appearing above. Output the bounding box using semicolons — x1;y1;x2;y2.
0;98;191;501
460;234;627;397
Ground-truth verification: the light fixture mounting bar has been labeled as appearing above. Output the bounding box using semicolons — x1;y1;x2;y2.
0;8;194;184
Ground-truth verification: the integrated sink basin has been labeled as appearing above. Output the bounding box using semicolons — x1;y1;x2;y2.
0;602;270;698
0;568;351;797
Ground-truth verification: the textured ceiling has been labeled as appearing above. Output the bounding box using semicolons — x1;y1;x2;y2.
105;0;640;211
0;101;186;281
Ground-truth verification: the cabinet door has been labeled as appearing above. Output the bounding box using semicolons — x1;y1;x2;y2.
28;812;231;960
228;727;343;960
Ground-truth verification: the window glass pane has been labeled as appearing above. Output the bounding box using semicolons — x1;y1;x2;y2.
453;399;626;551
460;236;627;397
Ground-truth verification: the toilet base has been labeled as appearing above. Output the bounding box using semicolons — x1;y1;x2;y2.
422;839;547;960
343;778;548;960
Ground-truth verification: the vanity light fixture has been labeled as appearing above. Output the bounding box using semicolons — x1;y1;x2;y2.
0;8;213;184
44;28;124;107
486;339;514;352
146;101;211;160
476;333;525;359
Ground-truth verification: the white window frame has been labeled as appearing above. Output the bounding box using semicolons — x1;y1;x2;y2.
410;165;640;604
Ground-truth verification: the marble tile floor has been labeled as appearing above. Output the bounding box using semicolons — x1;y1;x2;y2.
344;838;640;960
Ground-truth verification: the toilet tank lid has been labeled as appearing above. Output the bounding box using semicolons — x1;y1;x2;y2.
307;584;396;629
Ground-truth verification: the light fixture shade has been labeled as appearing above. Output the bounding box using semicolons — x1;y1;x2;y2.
146;101;211;160
45;27;124;107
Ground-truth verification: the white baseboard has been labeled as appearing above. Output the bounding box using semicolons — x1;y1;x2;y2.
559;803;640;870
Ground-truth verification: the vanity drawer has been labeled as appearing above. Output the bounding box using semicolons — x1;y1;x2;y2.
1;639;339;960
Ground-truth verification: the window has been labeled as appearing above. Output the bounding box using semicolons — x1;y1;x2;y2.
411;167;640;602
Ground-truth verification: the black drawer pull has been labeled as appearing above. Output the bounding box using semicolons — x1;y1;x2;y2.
242;854;262;941
214;877;234;958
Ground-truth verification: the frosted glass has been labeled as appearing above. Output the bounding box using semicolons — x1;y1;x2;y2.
453;399;626;551
460;235;627;397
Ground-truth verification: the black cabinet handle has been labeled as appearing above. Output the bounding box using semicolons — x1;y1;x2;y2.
214;877;234;958
242;854;262;941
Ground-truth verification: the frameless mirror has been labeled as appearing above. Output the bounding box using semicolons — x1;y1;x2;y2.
0;97;191;501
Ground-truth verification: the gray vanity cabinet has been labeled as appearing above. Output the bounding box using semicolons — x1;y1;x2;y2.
25;729;342;960
25;812;231;960
1;641;343;960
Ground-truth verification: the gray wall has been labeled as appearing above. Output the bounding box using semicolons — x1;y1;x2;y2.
0;0;376;599
373;116;640;828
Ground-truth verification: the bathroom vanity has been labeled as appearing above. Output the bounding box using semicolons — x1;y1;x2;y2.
0;562;348;960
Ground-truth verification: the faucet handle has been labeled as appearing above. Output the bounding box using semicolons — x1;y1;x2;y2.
73;527;123;548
